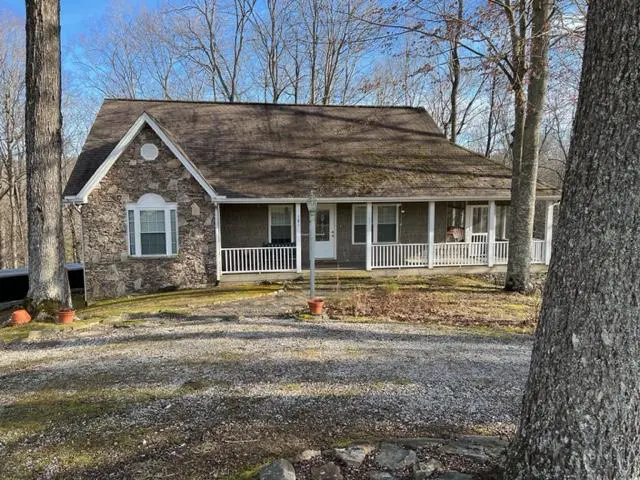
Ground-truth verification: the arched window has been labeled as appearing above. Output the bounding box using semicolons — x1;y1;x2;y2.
125;194;178;257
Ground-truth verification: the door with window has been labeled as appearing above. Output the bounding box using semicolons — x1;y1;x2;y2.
314;204;336;259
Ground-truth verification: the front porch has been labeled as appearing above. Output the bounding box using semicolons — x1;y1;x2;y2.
215;200;554;278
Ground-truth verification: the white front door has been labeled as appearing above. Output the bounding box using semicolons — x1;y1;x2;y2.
314;204;336;259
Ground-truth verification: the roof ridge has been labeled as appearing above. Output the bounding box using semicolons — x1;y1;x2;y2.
104;98;421;110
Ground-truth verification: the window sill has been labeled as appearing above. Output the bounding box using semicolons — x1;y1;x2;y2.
128;255;179;260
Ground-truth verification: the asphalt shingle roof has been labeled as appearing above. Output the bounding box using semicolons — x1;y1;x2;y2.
64;99;560;199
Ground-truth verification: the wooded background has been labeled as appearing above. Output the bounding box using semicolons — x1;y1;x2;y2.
0;0;585;269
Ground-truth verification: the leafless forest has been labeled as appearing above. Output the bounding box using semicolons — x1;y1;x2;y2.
0;0;585;269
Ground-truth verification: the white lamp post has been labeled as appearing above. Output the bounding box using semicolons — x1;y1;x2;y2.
307;191;317;299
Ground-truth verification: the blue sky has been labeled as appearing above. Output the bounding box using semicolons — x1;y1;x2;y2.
6;0;110;41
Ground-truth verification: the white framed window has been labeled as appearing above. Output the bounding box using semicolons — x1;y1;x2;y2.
496;204;510;240
374;204;400;243
352;204;367;244
126;193;178;257
268;205;293;244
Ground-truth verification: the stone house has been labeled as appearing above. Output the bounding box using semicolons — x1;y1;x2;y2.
64;99;560;301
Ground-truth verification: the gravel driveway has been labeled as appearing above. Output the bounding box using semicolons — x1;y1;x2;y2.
0;303;532;479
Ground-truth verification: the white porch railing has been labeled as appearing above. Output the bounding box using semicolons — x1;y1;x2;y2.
532;239;545;264
369;240;546;269
433;242;488;266
372;243;428;269
221;246;296;273
493;241;510;265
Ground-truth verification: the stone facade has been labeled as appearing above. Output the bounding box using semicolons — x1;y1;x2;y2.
82;126;217;301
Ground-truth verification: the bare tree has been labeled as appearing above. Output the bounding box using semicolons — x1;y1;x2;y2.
251;0;293;102
0;14;27;269
172;0;256;101
504;0;553;291
24;0;71;313
506;0;640;476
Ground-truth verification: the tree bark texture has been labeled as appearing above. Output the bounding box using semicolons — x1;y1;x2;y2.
24;0;71;313
506;0;640;477
505;0;552;292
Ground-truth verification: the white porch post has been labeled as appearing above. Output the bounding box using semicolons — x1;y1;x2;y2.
545;201;554;265
428;201;435;268
295;203;302;273
488;200;496;267
214;203;222;281
365;202;373;271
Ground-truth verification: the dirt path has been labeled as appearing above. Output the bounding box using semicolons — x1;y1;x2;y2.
0;294;532;479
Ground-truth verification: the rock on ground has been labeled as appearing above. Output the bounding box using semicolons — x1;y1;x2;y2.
436;472;473;480
334;444;375;467
414;458;444;479
260;459;296;480
368;472;395;480
310;462;343;480
375;443;417;470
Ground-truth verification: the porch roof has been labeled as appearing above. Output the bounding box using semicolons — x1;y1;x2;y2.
64;99;561;200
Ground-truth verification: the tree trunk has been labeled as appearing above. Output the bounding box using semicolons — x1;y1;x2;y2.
24;0;71;315
505;0;552;292
506;1;640;477
449;0;463;143
8;158;17;268
484;74;497;158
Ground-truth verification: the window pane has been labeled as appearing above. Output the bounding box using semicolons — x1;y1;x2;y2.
270;206;291;243
271;206;291;226
271;226;291;243
472;207;488;233
377;224;397;243
127;210;136;255
316;209;330;241
496;205;510;240
140;210;165;233
377;206;397;224
354;225;366;243
447;204;465;228
170;209;177;254
141;232;166;255
353;205;366;225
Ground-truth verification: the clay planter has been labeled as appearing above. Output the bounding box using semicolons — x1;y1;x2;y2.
308;298;325;315
57;308;76;324
10;309;32;326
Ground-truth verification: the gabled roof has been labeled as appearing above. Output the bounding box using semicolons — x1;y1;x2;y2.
64;99;561;201
66;111;217;203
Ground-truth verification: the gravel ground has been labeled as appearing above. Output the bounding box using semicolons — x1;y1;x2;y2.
0;293;532;479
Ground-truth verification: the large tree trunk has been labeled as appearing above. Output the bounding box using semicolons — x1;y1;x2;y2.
505;1;640;477
24;0;71;315
505;0;552;291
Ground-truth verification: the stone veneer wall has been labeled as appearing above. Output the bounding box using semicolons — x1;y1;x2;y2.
82;126;217;301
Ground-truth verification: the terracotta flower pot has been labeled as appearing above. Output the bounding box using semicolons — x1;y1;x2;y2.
308;298;325;315
10;309;32;326
57;308;75;324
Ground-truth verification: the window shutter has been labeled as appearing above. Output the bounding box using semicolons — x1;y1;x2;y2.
127;210;136;255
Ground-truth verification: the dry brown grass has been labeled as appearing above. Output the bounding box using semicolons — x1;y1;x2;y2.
325;276;541;334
